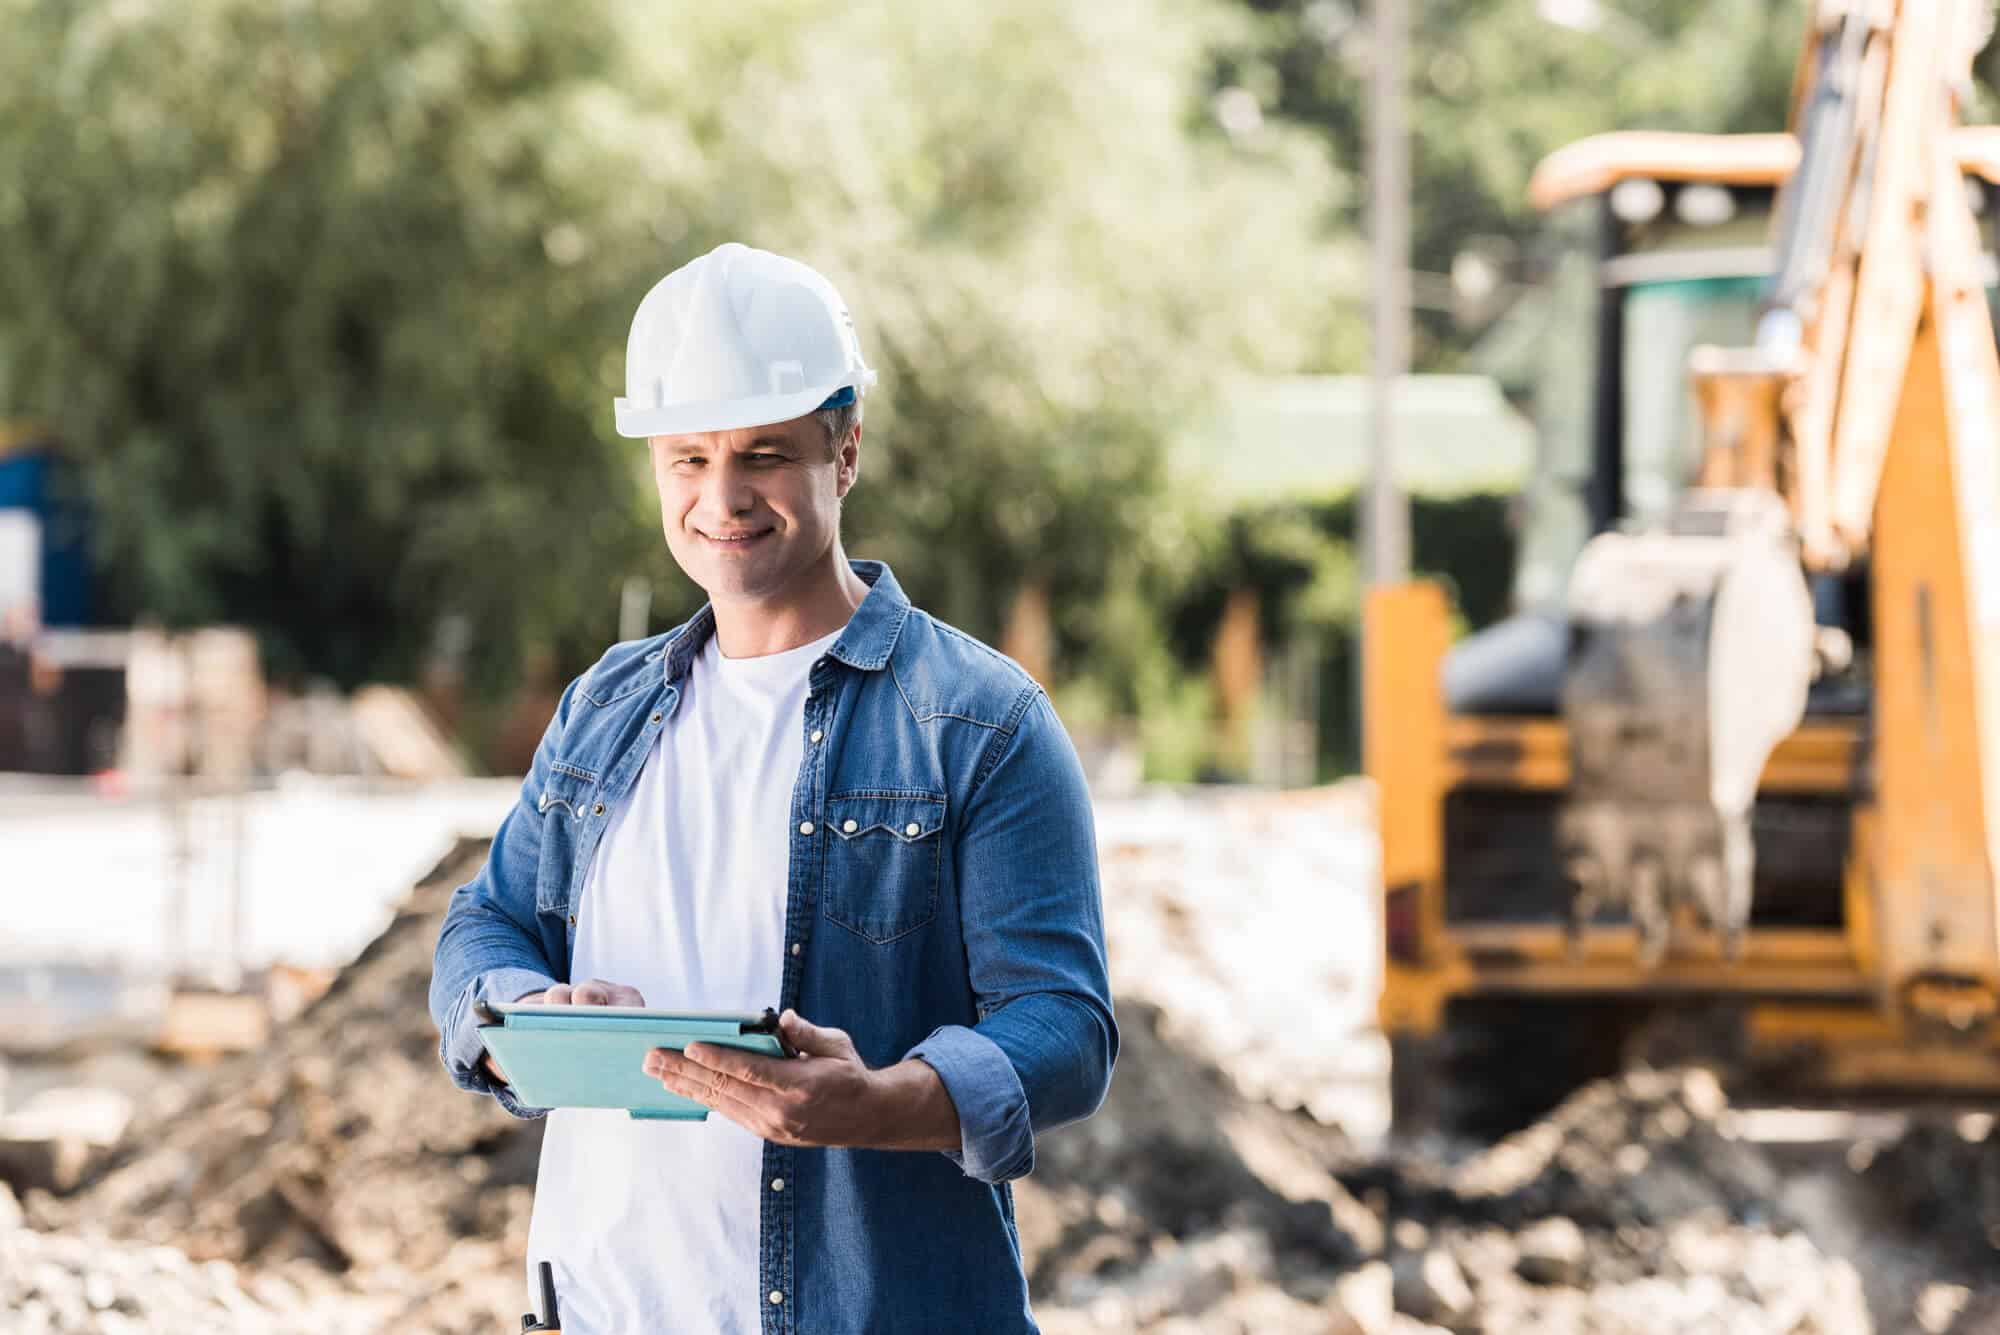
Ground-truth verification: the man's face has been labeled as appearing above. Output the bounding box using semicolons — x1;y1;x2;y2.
648;413;859;607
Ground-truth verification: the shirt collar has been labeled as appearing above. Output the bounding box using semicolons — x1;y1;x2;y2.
661;559;909;683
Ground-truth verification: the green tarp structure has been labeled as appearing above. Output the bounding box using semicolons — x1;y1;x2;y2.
1174;374;1534;503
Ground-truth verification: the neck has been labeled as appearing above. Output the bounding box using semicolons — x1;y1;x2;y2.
708;541;870;658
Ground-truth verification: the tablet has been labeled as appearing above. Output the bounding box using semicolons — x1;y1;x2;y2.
475;1002;793;1120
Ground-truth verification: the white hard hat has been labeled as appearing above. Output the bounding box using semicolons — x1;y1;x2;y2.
614;242;877;438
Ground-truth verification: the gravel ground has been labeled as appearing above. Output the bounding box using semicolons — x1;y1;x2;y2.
7;789;2000;1333
21;838;539;1335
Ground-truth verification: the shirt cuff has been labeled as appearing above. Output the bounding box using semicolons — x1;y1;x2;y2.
904;1023;1034;1183
440;966;560;1120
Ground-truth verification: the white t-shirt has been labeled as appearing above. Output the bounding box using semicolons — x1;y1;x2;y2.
524;626;841;1335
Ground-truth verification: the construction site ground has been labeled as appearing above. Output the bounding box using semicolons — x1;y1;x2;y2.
5;784;1999;1333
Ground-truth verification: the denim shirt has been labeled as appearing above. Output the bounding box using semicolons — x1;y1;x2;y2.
428;560;1117;1334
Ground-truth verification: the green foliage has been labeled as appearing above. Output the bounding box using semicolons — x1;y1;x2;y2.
1127;486;1516;778
1313;490;1518;772
1215;0;1806;366
0;0;1348;694
0;0;657;687
1156;487;1513;664
649;1;1357;659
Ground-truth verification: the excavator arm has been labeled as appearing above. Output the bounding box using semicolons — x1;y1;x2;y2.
1559;0;2000;1014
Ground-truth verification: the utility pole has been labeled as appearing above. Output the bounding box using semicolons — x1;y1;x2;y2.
1368;0;1412;587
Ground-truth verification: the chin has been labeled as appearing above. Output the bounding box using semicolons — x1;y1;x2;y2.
695;561;786;603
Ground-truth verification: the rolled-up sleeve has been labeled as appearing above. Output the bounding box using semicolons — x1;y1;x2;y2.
903;687;1118;1183
439;966;561;1119
905;1022;1034;1181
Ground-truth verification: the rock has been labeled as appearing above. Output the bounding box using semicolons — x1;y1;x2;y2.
1332;1260;1395;1335
0;1222;380;1333
0;1084;133;1196
29;1088;132;1143
1393;1247;1475;1328
1514;1217;1586;1286
1118;1228;1270;1325
0;1131;97;1195
1321;1302;1374;1335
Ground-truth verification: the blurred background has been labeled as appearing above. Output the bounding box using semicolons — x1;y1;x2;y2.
7;1;2000;1332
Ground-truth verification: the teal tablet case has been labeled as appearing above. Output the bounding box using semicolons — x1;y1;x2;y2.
476;1003;790;1120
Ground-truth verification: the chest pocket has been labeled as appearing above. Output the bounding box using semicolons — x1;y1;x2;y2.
822;791;946;944
533;764;599;913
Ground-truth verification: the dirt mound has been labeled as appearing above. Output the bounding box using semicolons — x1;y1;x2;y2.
1095;787;1384;1132
1024;1039;1875;1335
1855;1115;2000;1259
1326;1067;1868;1335
11;801;1999;1334
1020;1002;1371;1312
1353;1066;1786;1232
28;838;540;1333
26;831;1381;1334
0;1179;380;1333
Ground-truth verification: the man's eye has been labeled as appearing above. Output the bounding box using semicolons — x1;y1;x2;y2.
673;457;704;468
747;453;784;464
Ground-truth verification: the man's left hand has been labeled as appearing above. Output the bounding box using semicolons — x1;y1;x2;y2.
643;1009;959;1151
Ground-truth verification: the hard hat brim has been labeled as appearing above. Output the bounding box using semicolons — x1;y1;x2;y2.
614;372;875;440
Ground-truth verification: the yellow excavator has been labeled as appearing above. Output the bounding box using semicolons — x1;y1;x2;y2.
1366;0;2000;1130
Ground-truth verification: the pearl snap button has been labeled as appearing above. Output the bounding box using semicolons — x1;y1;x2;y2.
771;1177;785;1191
769;1290;784;1305
798;821;814;836
905;822;921;837
843;819;858;833
810;729;823;743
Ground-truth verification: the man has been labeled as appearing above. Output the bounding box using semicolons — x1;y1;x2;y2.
429;242;1117;1334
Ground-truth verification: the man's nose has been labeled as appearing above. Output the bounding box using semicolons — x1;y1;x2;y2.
696;458;756;518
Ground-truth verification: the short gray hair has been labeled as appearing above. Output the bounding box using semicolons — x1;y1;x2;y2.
815;398;863;458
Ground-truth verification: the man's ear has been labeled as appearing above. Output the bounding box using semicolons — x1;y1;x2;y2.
835;425;862;498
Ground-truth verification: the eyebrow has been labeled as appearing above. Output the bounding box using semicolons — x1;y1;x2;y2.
670;436;797;454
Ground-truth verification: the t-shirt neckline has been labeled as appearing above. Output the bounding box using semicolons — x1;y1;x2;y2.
705;624;844;686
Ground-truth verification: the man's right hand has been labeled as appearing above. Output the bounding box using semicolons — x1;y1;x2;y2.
481;979;647;1083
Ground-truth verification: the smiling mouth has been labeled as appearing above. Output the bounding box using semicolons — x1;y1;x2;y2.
699;528;773;547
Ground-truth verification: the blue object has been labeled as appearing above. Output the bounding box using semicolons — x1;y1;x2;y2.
477;1005;789;1120
0;444;93;627
429;559;1116;1331
815;386;856;410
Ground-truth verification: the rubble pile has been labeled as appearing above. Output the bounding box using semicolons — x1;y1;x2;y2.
1836;1113;2000;1329
7;792;2000;1333
1094;786;1386;1133
1019;1001;1375;1332
1017;1013;1878;1335
1330;1067;1872;1335
1362;1066;1783;1231
0;1181;379;1334
1855;1114;2000;1257
25;838;540;1333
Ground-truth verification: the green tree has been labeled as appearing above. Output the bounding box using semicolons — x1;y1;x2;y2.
0;0;1351;705
0;0;654;687
604;0;1360;684
1214;0;1805;366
